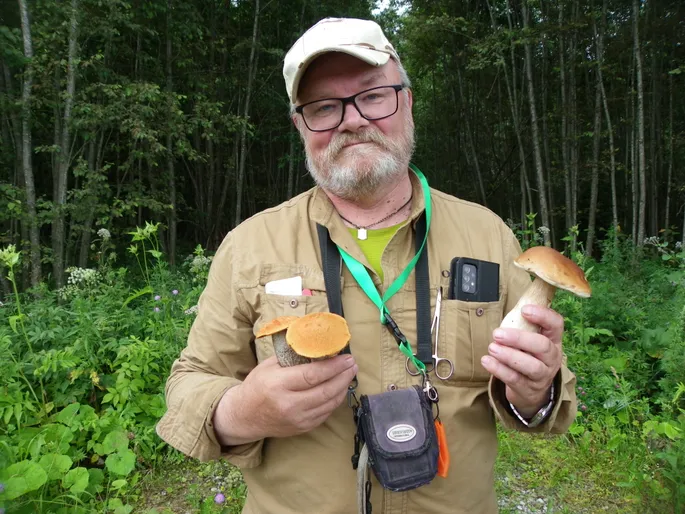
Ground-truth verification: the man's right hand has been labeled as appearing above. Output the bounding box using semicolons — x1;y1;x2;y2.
213;354;358;446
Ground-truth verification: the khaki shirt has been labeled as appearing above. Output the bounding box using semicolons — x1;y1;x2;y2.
157;170;577;514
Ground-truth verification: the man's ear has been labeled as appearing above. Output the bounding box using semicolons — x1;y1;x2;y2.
406;88;413;111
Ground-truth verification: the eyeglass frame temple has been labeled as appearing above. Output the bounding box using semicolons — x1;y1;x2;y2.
294;84;405;132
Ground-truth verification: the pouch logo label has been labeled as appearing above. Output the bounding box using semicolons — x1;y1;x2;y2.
386;424;416;443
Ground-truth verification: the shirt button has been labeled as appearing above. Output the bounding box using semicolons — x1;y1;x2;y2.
289;299;299;308
476;307;484;316
387;384;397;391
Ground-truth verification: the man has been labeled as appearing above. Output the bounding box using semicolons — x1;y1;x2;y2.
157;17;577;514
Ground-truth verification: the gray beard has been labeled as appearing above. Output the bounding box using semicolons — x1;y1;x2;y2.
303;109;415;201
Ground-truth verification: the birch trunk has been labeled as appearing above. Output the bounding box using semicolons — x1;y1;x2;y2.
521;0;551;246
52;0;79;288
634;0;647;246
234;0;259;226
18;0;41;287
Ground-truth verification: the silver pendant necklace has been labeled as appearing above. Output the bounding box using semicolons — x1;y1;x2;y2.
338;196;412;240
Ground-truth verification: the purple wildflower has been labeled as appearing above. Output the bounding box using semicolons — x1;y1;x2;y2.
215;493;226;504
580;404;587;411
581;391;586;396
154;295;161;301
0;508;5;514
154;307;160;313
172;289;179;295
0;482;4;493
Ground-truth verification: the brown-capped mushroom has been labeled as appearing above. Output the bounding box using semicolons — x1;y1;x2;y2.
256;312;350;367
500;246;591;332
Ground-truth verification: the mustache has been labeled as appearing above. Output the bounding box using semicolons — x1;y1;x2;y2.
325;130;390;158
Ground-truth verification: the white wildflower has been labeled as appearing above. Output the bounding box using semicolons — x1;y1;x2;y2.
676;241;682;250
184;305;199;316
97;228;111;240
537;226;551;235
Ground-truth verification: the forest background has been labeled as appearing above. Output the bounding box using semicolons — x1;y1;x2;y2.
1;0;685;512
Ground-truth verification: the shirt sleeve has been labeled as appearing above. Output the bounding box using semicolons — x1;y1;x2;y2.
156;232;264;467
488;229;578;433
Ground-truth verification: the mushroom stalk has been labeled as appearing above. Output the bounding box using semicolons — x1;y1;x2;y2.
500;278;556;332
272;332;310;367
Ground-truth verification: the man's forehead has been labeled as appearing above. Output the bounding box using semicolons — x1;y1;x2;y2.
298;55;397;100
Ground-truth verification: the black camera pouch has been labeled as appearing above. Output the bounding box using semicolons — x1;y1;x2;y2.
357;385;439;492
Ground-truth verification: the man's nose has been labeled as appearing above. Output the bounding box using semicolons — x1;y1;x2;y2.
337;101;370;133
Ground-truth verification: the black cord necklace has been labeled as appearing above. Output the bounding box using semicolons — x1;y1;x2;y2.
338;195;413;240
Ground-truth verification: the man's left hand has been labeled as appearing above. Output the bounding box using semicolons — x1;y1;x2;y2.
481;304;565;418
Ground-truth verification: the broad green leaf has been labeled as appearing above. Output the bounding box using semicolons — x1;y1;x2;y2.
55;403;80;425
62;467;89;494
86;468;105;495
111;478;127;490
102;430;129;454
108;498;134;514
1;460;48;500
105;449;136;476
39;454;73;480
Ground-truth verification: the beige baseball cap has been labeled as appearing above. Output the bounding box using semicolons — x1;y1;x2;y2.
283;17;401;104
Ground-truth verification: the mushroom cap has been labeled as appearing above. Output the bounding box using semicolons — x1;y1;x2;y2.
286;312;351;358
255;315;299;338
514;246;592;298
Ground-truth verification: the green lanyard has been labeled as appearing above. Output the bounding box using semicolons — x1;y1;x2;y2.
336;164;431;375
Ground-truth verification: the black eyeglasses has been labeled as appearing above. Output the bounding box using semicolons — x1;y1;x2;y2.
295;84;405;132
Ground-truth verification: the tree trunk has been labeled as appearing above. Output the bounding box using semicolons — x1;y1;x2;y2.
234;0;260;227
456;67;486;206
166;0;176;266
18;0;41;287
52;0;79;288
557;2;572;238
634;0;647;247
596;0;618;245
585;59;602;257
521;0;551;246
664;73;673;235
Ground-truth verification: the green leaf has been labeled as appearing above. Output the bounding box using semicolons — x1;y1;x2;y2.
1;460;48;500
111;478;127;490
62;467;89;494
39;454;73;480
86;468;105;495
108;498;134;514
148;249;162;260
102;430;129;454
9;315;20;334
55;403;80;425
122;285;153;307
105;449;136;476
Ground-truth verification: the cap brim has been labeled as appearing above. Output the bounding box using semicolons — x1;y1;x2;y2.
289;46;392;103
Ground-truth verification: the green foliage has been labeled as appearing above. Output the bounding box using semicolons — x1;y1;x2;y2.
0;226;208;512
541;231;685;510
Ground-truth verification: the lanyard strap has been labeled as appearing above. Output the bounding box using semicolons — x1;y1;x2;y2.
324;164;432;373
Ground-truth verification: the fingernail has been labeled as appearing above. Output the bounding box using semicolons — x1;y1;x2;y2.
481;356;492;367
344;355;355;365
522;305;535;316
489;343;500;355
493;328;506;340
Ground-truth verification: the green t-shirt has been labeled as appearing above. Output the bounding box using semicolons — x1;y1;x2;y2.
348;223;403;282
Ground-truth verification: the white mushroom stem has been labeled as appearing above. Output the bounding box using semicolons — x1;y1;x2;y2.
500;278;557;333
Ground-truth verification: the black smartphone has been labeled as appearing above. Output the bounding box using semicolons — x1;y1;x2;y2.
448;257;500;302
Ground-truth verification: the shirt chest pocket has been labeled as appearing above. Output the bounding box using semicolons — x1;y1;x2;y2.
252;264;333;363
439;299;503;384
